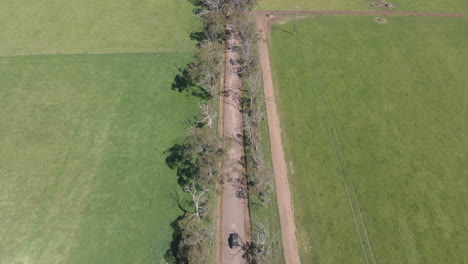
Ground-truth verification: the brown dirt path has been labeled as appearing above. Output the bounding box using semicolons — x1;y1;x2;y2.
217;23;251;264
255;15;302;264
255;10;468;18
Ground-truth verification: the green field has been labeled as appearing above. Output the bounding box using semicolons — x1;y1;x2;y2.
257;0;468;13
270;16;467;263
0;0;199;56
0;53;197;263
0;0;201;263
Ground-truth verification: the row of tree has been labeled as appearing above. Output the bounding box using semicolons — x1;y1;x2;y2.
165;0;281;263
164;0;228;263
230;10;280;264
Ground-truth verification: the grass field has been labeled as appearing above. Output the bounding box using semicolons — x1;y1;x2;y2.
269;16;467;263
0;53;197;263
257;0;468;13
0;0;199;56
0;0;201;262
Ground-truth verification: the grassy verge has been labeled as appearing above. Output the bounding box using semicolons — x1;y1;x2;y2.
248;95;285;264
269;16;467;263
0;53;198;263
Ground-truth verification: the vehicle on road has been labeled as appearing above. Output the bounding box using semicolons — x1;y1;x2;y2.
228;233;240;249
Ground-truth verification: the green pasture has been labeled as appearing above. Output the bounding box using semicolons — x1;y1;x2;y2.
0;0;199;56
270;16;467;263
257;0;468;13
0;53;197;263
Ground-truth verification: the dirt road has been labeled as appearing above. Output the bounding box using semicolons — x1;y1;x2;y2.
217;24;251;264
255;15;302;264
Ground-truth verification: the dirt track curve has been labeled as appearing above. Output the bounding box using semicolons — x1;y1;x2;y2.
254;9;467;264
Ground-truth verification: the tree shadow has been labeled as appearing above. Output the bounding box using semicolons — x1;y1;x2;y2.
171;67;211;100
161;143;195;263
163;1;217;262
184;114;205;129
171;191;189;214
190;31;205;42
171;68;193;93
191;87;211;100
163;214;186;264
165;143;198;187
187;0;205;14
272;25;293;35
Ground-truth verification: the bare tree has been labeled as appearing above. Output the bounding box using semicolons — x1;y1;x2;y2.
230;14;259;76
244;72;264;139
184;183;209;218
241;221;279;264
174;213;214;264
189;41;223;99
186;126;226;186
250;221;275;264
199;102;217;128
228;0;259;12
204;0;223;12
202;11;227;42
182;219;213;246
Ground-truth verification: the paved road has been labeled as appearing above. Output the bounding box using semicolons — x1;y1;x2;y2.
217;24;250;264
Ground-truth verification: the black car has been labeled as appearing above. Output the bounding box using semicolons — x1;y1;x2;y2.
228;233;240;249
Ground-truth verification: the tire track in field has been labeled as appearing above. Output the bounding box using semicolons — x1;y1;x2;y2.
322;96;378;264
322;111;372;264
305;40;377;263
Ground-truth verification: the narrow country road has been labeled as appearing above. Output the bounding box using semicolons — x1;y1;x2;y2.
217;24;250;264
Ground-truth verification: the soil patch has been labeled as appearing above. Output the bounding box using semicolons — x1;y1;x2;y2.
289;161;296;175
375;17;389;24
